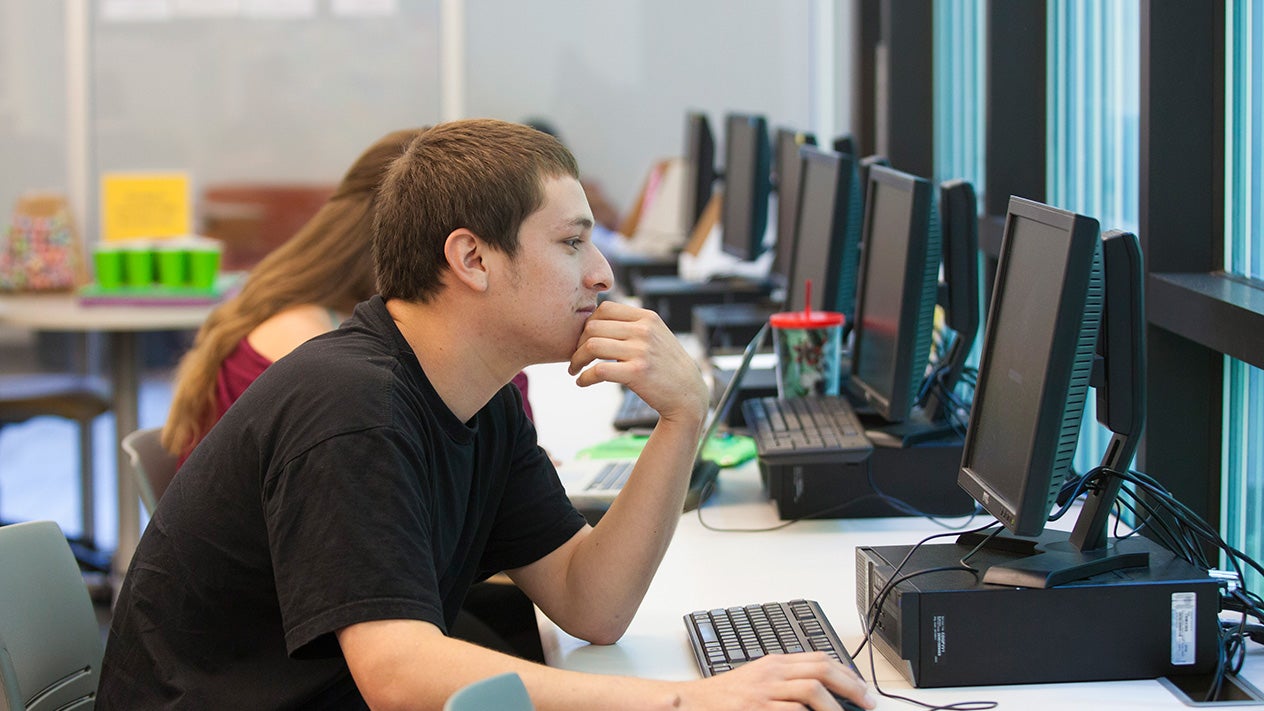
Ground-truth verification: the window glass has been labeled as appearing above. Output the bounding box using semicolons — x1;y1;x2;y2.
1223;0;1263;591
933;0;986;192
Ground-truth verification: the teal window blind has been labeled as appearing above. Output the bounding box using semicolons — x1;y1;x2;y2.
933;0;986;191
1225;358;1264;592
1223;0;1263;591
1227;0;1261;281
1047;0;1140;475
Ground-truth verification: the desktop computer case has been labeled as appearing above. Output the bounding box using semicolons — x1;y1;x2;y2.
855;539;1220;688
760;435;974;520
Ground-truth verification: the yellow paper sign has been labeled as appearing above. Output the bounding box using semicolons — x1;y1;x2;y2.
100;172;191;242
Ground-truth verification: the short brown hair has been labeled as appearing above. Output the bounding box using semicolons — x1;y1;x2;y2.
372;119;579;302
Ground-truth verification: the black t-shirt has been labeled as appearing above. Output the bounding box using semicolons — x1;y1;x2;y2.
97;296;587;709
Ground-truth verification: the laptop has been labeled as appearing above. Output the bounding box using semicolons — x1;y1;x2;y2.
557;322;769;513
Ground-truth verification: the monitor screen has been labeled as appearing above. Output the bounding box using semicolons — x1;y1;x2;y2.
957;198;1102;537
783;147;860;319
720;113;772;261
848;165;940;423
682;112;717;235
771;128;816;283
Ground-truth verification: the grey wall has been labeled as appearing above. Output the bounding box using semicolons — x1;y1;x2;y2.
0;2;69;226
89;4;443;190
0;1;849;240
464;0;842;214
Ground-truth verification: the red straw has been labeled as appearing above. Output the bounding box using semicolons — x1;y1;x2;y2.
804;279;812;318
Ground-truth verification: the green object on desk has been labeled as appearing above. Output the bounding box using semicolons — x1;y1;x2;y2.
576;432;756;468
76;271;244;306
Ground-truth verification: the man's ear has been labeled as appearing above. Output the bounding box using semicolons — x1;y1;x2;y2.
443;228;489;292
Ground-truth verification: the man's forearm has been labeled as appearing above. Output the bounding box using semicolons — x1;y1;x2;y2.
341;620;684;711
537;412;704;643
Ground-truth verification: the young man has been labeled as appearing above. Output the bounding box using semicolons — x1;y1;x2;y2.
98;119;874;710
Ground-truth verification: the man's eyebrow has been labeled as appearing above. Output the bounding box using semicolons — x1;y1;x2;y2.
562;216;595;231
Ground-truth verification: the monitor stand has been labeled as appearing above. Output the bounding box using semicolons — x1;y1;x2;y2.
956;528;1151;588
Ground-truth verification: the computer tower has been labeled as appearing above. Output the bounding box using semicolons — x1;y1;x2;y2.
756;432;973;520
855;538;1221;688
691;302;779;356
636;276;772;332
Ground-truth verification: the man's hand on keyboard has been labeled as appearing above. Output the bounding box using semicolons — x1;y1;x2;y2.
681;653;876;710
569;301;707;425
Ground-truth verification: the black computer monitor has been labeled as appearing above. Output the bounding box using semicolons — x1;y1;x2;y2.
832;134;856;157
782;147;863;325
682;112;717;235
720;113;772;261
857;154;890;215
953;198;1157;589
848;165;941;425
771;128;816;284
957;197;1101;537
920;179;980;424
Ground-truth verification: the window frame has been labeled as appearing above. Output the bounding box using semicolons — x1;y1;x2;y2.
860;0;1260;526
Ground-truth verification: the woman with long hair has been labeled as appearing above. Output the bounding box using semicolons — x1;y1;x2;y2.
162;128;422;460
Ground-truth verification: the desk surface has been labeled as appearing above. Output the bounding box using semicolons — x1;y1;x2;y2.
525;359;1264;710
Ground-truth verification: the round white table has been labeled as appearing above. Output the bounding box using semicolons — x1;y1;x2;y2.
0;292;214;577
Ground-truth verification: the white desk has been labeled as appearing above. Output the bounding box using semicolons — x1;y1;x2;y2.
0;292;214;575
528;357;1264;710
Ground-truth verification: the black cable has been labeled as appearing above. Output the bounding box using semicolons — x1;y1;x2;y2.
853;521;1000;657
1077;465;1264;702
851;523;999;710
958;525;1002;567
864;466;983;530
1112;468;1264;580
693;483;896;533
694;465;983;534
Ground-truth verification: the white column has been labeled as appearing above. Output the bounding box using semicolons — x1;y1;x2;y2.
440;0;465;122
65;0;92;243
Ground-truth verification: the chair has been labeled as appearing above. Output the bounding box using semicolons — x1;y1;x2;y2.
443;672;534;711
121;427;179;515
0;374;110;552
0;520;104;710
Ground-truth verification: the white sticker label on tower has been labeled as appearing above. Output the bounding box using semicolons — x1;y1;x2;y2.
1171;592;1197;665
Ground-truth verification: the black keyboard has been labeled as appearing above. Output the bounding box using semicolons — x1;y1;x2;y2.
612;389;659;430
684;600;862;709
742;396;873;465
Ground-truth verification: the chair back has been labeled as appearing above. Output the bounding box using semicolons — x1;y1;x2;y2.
0;521;103;710
121;427;179;514
443;672;534;711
